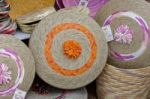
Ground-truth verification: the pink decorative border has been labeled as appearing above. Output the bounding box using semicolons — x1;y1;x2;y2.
0;48;24;96
103;11;150;61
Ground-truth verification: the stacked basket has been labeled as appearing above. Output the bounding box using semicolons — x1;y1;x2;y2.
0;0;17;34
95;0;150;98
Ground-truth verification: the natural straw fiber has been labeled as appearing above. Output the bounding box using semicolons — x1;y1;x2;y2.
0;35;35;99
95;0;150;69
96;64;150;99
29;9;108;89
62;6;90;16
26;76;88;99
16;7;56;24
16;7;56;34
6;0;55;20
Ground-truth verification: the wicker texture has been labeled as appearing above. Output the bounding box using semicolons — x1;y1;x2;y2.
6;0;55;20
0;35;35;99
16;7;56;34
29;9;108;89
96;64;150;99
95;0;150;68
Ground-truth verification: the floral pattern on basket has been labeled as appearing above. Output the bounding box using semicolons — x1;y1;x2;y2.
114;25;134;44
0;64;11;85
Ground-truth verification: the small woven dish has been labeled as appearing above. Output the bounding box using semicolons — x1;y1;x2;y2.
29;9;108;89
6;0;55;20
26;76;88;99
16;7;55;34
0;35;35;99
96;64;150;99
95;0;150;68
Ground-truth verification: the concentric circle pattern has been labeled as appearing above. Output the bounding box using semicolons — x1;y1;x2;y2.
0;35;35;98
29;9;108;89
95;0;150;68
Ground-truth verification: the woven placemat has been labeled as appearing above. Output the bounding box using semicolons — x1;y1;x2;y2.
6;0;55;20
29;9;108;89
26;76;87;99
0;35;35;99
95;0;150;69
96;64;150;99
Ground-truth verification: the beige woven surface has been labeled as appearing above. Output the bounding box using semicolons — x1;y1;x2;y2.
17;6;89;34
6;0;55;20
62;6;90;16
0;35;35;99
95;0;150;69
96;64;150;99
29;9;108;89
16;7;56;24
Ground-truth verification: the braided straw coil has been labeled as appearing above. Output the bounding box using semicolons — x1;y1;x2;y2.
6;0;55;20
26;76;87;99
29;9;108;89
95;0;150;69
0;35;35;99
96;64;150;99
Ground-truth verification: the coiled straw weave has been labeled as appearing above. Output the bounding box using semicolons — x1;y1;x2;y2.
95;0;150;68
96;64;150;99
6;0;55;20
0;35;35;99
29;8;108;89
16;7;55;34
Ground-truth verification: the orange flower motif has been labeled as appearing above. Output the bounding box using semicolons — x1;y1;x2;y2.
63;40;82;59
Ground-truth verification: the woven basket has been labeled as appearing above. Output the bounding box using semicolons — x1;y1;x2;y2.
96;64;150;99
29;9;108;89
16;7;56;34
6;0;55;20
95;0;150;69
26;76;88;99
0;35;35;99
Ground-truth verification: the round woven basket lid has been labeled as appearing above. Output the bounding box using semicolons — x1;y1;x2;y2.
95;0;150;69
6;0;55;20
0;35;35;99
56;0;108;17
29;9;108;89
26;75;87;99
16;7;56;24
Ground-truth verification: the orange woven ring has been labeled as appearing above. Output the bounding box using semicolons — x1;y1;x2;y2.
45;23;97;76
